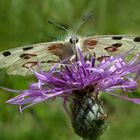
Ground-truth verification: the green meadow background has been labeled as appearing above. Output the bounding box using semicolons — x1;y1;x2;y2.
0;0;140;140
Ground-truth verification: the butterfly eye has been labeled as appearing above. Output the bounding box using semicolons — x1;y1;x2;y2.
76;38;79;43
70;38;73;44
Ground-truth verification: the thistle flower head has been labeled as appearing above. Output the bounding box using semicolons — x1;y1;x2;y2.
6;49;140;111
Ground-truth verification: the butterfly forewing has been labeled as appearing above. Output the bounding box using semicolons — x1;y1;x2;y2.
81;35;140;60
0;41;63;76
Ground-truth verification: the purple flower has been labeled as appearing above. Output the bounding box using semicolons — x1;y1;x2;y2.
5;49;140;112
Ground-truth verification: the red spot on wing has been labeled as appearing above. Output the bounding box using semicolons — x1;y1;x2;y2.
83;39;98;47
104;43;122;52
48;44;61;50
104;46;118;52
48;43;63;57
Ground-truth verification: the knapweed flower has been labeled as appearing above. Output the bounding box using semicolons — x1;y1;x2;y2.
6;49;140;108
4;49;140;140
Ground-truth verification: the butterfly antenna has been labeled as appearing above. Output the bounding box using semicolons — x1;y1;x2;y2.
48;19;72;35
74;12;93;35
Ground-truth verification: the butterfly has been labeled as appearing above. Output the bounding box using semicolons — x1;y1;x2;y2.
0;35;140;76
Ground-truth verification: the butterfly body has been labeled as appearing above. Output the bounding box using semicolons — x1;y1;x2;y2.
0;35;140;76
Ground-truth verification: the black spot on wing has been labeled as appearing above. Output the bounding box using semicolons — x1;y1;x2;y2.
134;37;140;42
23;46;33;51
111;43;122;48
20;53;37;59
112;36;123;40
3;51;11;57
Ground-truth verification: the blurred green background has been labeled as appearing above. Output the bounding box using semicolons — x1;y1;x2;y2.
0;0;140;140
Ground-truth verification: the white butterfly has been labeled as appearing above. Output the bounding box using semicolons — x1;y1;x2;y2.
0;35;140;76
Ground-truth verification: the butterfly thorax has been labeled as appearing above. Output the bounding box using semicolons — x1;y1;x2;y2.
61;36;79;59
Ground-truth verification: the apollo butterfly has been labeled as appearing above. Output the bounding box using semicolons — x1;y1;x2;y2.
0;35;140;76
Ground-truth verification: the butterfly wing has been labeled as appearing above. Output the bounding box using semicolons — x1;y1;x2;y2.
0;41;64;76
80;35;140;60
1;35;140;76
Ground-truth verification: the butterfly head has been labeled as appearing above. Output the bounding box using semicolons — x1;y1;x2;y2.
68;35;80;56
69;36;79;45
